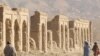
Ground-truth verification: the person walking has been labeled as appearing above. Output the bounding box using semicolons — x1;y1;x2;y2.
4;41;16;56
84;41;90;56
92;42;99;56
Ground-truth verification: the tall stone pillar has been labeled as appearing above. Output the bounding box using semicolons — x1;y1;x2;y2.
74;28;76;48
89;22;92;45
79;28;82;47
59;26;61;48
26;28;29;52
76;28;79;46
84;29;85;42
0;22;3;50
44;24;47;52
76;28;78;45
19;25;22;52
82;28;84;46
78;28;80;46
62;25;65;51
11;22;14;48
85;28;88;41
87;28;90;44
65;26;69;51
27;19;30;52
3;20;6;49
67;27;69;51
47;30;53;51
74;28;77;48
85;29;87;41
39;24;42;51
83;29;85;41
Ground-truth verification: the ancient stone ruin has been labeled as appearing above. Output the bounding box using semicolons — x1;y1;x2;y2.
0;4;30;52
0;4;92;56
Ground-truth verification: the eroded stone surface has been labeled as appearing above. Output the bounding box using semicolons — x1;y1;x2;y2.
0;3;92;56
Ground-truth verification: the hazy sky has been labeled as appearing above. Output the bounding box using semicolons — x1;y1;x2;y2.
0;0;100;19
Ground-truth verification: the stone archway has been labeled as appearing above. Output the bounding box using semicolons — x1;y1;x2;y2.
22;21;27;51
5;19;12;44
42;24;45;51
14;20;20;51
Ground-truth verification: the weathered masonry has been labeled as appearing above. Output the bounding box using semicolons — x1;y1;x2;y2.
48;15;69;51
0;4;30;52
0;4;92;54
69;19;92;51
31;11;48;52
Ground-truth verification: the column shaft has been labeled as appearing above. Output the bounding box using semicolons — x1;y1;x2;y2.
63;26;65;50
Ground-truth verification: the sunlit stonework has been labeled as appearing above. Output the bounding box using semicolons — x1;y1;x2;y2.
0;4;92;56
0;4;30;52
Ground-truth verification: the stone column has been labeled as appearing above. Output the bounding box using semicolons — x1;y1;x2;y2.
47;30;53;51
84;29;86;41
82;28;84;46
26;28;29;52
3;20;6;49
85;29;87;41
80;28;83;47
44;24;47;52
85;28;88;41
87;28;90;44
67;27;69;51
0;22;3;50
74;28;77;48
83;29;85;41
79;28;82;47
65;26;69;51
39;24;42;52
76;28;78;45
59;25;61;48
11;22;14;48
89;22;92;45
19;24;22;52
76;28;79;46
62;25;65;51
73;28;76;48
78;28;80;46
75;27;80;49
27;17;30;52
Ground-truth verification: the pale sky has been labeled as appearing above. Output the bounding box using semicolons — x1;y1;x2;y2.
0;0;100;19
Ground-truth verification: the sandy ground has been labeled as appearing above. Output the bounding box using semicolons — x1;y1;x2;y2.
0;48;94;56
15;50;94;56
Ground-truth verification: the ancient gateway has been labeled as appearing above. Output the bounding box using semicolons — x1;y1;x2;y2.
0;4;92;53
0;4;30;52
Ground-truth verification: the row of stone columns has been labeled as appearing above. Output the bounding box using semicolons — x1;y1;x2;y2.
0;19;29;52
30;12;92;53
30;11;48;52
0;4;30;52
47;15;70;52
69;21;91;52
73;27;91;49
